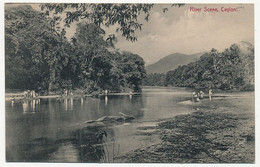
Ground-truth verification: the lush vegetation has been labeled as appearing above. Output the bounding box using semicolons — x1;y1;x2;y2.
144;43;254;91
6;4;253;94
165;43;254;90
5;5;146;94
143;73;166;86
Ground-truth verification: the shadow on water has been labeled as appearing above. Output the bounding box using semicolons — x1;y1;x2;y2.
72;127;111;162
6;137;58;162
7;87;201;163
6;121;122;162
6;95;145;162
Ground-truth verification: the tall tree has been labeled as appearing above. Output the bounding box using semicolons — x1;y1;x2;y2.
5;5;69;93
70;22;112;91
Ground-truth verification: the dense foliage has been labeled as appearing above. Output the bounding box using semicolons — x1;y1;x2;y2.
5;5;146;94
5;5;60;93
143;43;254;91
165;43;254;90
6;4;253;93
40;3;184;42
143;73;166;86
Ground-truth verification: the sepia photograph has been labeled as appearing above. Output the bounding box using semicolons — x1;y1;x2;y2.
3;2;256;164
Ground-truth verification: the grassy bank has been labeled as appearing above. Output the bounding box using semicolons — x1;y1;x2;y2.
115;96;255;163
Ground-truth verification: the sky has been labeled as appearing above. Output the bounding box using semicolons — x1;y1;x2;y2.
25;4;254;65
108;4;254;65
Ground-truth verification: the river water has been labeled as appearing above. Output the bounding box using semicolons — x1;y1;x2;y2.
6;87;195;162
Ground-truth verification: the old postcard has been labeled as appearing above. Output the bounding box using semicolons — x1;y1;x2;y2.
2;1;258;166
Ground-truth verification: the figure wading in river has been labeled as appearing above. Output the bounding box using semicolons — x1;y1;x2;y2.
209;89;213;101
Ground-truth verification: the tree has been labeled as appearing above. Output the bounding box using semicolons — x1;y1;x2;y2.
6;4;167;93
87;50;146;93
119;51;146;92
165;43;254;90
143;73;166;86
40;3;184;42
70;22;113;91
5;5;70;94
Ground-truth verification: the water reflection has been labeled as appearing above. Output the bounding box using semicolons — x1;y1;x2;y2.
129;94;132;100
71;127;119;162
11;100;14;108
81;97;84;106
36;99;39;105
22;100;29;113
64;98;68;111
70;98;73;111
5;88;195;162
21;99;42;113
6;95;148;162
31;100;36;112
72;128;106;162
105;96;108;106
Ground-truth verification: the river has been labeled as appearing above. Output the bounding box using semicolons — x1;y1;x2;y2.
6;87;198;162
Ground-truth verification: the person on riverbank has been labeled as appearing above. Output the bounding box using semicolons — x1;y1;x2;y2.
28;90;31;98
199;90;204;99
31;90;36;98
209;89;213;101
35;93;39;99
192;92;196;102
23;90;28;98
195;93;200;102
192;92;200;102
64;89;68;97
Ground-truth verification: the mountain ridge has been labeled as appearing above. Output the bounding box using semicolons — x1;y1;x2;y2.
146;52;206;74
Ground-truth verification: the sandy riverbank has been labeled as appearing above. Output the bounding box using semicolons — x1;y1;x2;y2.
115;95;255;163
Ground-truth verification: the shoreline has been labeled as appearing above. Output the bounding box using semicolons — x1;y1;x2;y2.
5;88;254;101
115;97;255;163
5;88;254;163
5;92;140;101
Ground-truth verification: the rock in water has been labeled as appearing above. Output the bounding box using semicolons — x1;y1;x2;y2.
124;116;135;121
96;115;134;123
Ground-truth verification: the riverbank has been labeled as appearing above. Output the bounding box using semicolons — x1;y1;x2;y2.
5;92;139;101
115;96;255;163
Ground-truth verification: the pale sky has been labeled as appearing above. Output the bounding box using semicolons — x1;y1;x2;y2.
107;4;254;65
14;3;255;65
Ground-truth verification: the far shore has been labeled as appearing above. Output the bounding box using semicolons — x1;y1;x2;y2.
5;92;140;101
5;86;254;101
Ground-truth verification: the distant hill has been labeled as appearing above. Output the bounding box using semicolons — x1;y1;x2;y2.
146;52;206;74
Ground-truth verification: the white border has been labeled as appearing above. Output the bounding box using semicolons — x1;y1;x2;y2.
0;0;259;167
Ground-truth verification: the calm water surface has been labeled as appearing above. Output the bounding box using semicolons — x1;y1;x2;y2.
6;87;194;162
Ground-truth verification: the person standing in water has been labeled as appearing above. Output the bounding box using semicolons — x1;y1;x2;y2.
209;89;213;101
